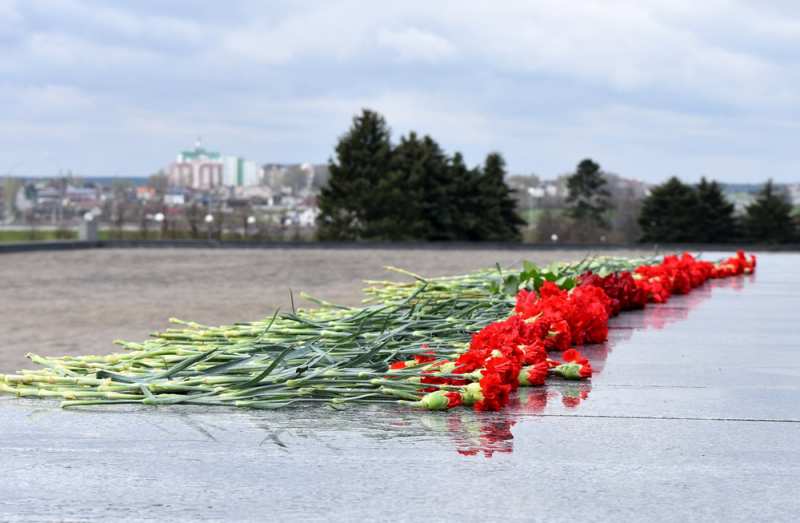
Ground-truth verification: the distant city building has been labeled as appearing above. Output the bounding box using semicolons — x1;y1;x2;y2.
168;140;224;189
296;207;320;227
15;185;35;212
167;140;259;189
136;186;156;201
234;185;274;205
164;189;187;206
64;186;99;211
260;162;323;195
223;157;260;187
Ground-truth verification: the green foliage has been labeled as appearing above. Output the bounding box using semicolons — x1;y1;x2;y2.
638;177;701;242
489;260;576;296
475;153;525;241
742;180;796;243
0;229;77;242
694;177;737;242
447;153;486;240
565;159;613;230
384;132;454;240
316;110;523;241
3;177;22;217
317;109;394;240
640;177;795;244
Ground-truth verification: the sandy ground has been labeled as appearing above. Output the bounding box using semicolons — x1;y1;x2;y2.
0;247;650;372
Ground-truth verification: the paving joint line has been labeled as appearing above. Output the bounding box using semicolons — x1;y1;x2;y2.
529;413;800;423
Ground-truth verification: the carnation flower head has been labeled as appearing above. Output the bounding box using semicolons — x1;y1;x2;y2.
518;361;549;386
417;390;463;410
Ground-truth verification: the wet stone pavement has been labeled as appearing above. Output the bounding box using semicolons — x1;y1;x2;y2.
1;253;799;522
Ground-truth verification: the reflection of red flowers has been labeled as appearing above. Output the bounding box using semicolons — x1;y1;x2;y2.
516;388;550;414
453;418;516;458
562;390;589;408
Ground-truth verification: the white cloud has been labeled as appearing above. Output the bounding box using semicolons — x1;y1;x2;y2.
376;27;456;63
3;0;800;181
25;32;157;68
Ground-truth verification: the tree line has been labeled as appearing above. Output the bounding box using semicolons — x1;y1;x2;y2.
317;110;524;241
554;161;798;243
317;109;798;244
639;177;797;243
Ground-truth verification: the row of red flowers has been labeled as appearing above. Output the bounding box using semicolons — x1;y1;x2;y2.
394;251;756;412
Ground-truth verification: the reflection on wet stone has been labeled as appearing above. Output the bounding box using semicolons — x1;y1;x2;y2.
437;274;751;457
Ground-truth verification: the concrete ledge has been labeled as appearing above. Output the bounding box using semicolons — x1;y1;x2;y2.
0;240;103;253
2;239;800;254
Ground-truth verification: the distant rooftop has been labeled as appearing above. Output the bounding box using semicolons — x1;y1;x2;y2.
179;138;221;160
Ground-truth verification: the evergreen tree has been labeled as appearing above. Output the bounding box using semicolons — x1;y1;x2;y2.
418;135;457;240
317;110;523;242
638;177;700;242
694;177;736;242
743;180;796;243
447;152;485;240
476;153;524;241
317;109;393;240
388;133;454;240
565;159;613;234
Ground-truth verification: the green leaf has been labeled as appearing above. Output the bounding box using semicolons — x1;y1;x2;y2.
557;276;577;290
521;261;539;279
503;275;520;295
235;346;295;388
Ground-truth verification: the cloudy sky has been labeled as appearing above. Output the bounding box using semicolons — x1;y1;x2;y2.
2;0;799;182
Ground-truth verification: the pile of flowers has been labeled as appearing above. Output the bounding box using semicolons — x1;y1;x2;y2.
0;251;755;412
402;251;756;412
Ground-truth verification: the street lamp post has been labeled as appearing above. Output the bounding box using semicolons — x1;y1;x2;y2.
154;212;165;240
204;213;214;241
80;212;97;241
245;215;256;239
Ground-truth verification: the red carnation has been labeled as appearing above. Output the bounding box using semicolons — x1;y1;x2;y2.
473;371;512;412
518;361;549;386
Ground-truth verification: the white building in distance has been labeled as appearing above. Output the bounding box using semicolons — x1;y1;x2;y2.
222;156;260;188
168;140;259;190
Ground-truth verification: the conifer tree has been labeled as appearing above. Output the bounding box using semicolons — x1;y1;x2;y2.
318;110;524;242
317;109;393;240
565;159;613;234
477;153;524;241
694;177;736;242
638;177;700;242
743;180;796;243
390;133;454;240
447;152;485;240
